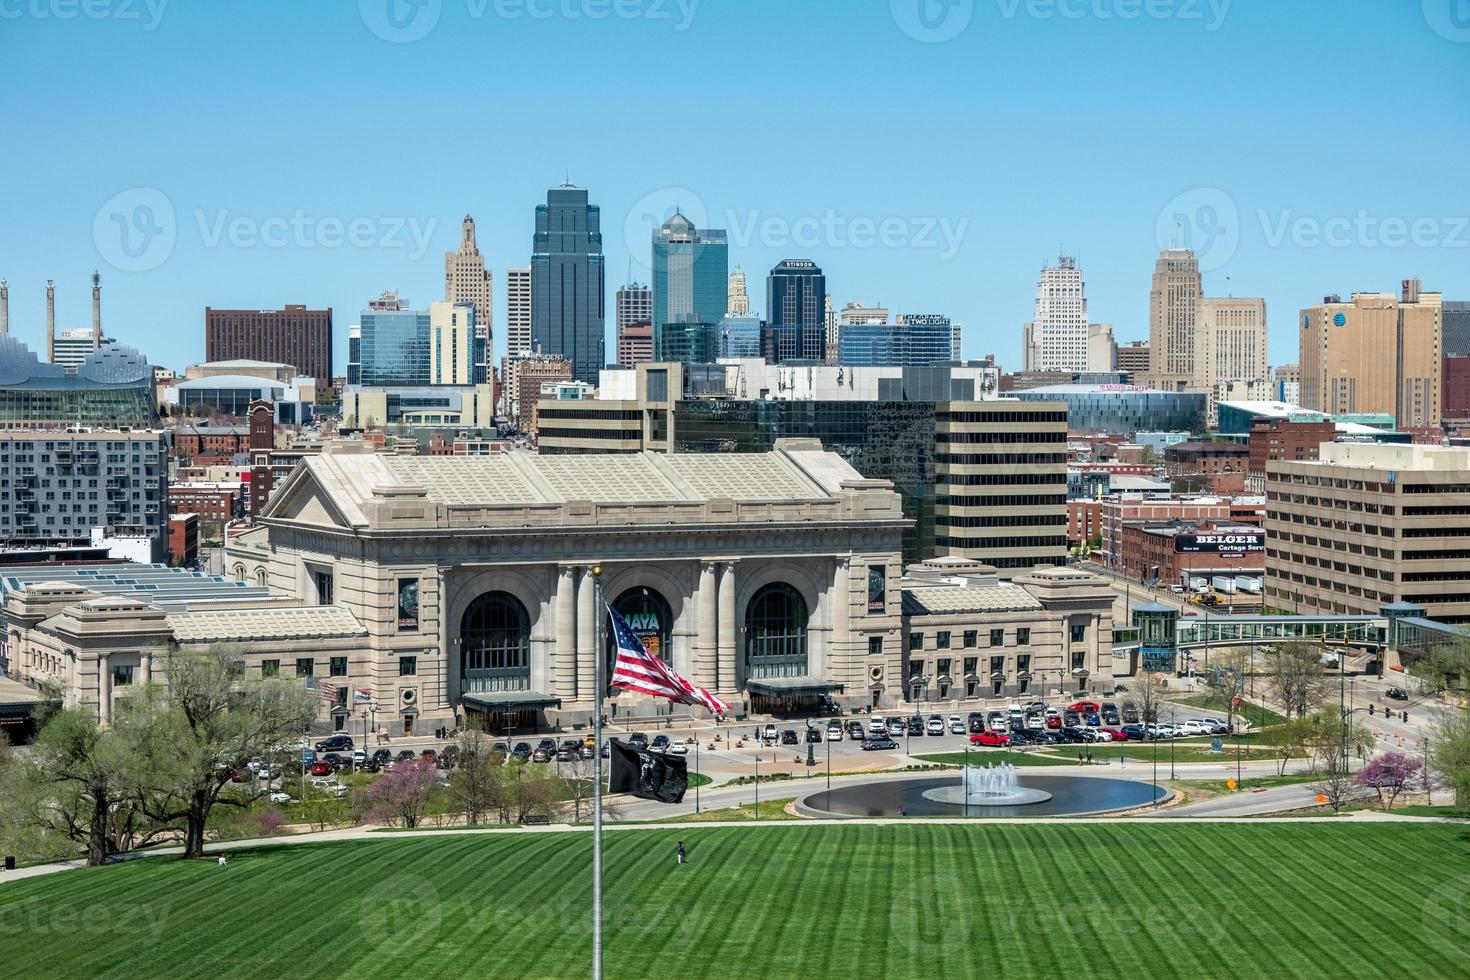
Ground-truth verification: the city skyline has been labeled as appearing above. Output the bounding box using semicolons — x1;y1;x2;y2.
2;1;1467;375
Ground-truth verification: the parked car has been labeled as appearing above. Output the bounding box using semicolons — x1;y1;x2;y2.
419;749;437;763
1056;727;1087;744
1101;703;1121;725
229;768;252;784
359;760;382;774
557;740;582;761
887;718;907;737
669;738;690;755
308;778;348;798
987;711;1006;732
510;742;532;763
847;721;866;740
532;739;556;762
1102;727;1129;741
1092;729;1113;742
1046;714;1063;730
805;727;822;744
926;714;945;736
1083;714;1102;728
629;732;651;750
862;734;898;751
967;712;985;734
314;734;354;753
650;735;671;753
1122;706;1141;724
948;715;965;734
322;753;350;771
268;791;294;804
580;743;597;760
906;716;925;736
1385;687;1409;700
1068;700;1102;716
308;760;333;776
1024;700;1048;715
868;716;887;734
351;749;367;766
827;723;845;741
970;730;1010;747
371;748;393;766
1177;720;1208;736
395;750;416;763
1120;724;1147;741
780;729;799;745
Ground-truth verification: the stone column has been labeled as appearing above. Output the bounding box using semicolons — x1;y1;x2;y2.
829;557;852;688
717;562;737;693
97;653;111;726
694;562;717;692
555;566;576;701
140;648;153;686
576;565;596;702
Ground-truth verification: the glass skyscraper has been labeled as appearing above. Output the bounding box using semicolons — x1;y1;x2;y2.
359;296;430;387
766;259;826;362
720;314;763;359
651;212;727;336
654;320;718;364
838;315;953;367
532;184;606;384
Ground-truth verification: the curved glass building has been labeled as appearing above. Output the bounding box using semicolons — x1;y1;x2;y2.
1012;384;1205;434
0;335;156;426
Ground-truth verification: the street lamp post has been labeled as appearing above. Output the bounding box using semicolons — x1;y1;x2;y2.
695;739;701;815
753;751;760;819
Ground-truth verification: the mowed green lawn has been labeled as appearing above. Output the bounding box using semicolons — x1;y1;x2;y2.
3;824;1467;979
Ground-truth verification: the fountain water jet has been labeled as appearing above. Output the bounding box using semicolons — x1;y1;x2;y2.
921;762;1054;806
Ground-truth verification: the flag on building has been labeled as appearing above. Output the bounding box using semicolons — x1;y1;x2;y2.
607;602;729;715
318;681;339;703
607;737;688;804
355;687;374;703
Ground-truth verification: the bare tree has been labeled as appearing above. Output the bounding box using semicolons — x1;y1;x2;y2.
1122;670;1169;726
1268;641;1328;719
1429;704;1470;814
446;730;502;825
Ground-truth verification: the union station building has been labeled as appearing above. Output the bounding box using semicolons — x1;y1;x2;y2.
3;443;1117;736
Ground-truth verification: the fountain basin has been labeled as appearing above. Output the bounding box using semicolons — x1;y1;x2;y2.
798;773;1166;818
921;784;1053;806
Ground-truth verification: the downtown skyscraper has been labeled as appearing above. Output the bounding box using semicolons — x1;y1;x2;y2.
1021;255;1089;371
444;215;492;383
1148;247;1203;387
651;212;728;332
531;183;605;383
766;259;826;362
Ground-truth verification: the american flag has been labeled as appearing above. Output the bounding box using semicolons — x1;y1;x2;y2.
317;681;339;703
608;602;729;715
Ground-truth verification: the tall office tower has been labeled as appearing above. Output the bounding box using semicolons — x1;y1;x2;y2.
824;293;838;363
1086;323;1116;372
950;321;963;360
616;282;653;331
505;267;532;356
839;301;889;325
728;267;750;315
347;325;361;385
1197;298;1267;390
1148;248;1203;388
1299;280;1442;428
616;321;654;368
91;270;102;346
719;313;762;359
358;291;430;387
1116;341;1150;380
934;398;1069;572
766;259;827;362
0;278;8;334
45;279;55;363
429;301;475;385
444;215;493;380
1022;255;1090;371
840;314;953;367
204;305;334;385
531;183;605;384
651;212;727;333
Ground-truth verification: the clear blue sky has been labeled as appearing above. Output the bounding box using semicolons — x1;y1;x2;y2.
2;0;1467;375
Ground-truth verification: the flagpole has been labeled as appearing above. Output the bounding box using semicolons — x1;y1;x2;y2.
592;565;604;980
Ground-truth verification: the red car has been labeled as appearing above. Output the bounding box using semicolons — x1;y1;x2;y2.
308;760;333;777
1102;727;1129;741
969;731;1010;747
1045;715;1062;729
1068;700;1102;716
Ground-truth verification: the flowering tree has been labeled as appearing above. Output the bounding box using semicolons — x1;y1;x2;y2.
363;758;439;828
1355;751;1423;810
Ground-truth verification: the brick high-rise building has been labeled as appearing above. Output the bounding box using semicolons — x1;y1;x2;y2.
1116;341;1150;381
617;321;653;368
205;305;333;385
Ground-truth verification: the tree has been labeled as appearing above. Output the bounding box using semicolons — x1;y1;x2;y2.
1268;642;1328;719
445;730;503;825
363;758;439;828
123;644;317;859
1355;751;1423;810
1263;716;1312;776
1122;671;1168;726
1429;705;1470;814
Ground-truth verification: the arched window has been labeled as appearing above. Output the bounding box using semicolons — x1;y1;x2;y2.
461;592;531;693
255;568;267;586
744;583;809;679
232;564;245;581
612;587;672;666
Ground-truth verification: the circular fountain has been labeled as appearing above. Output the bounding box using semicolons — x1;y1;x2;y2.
920;762;1053;806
